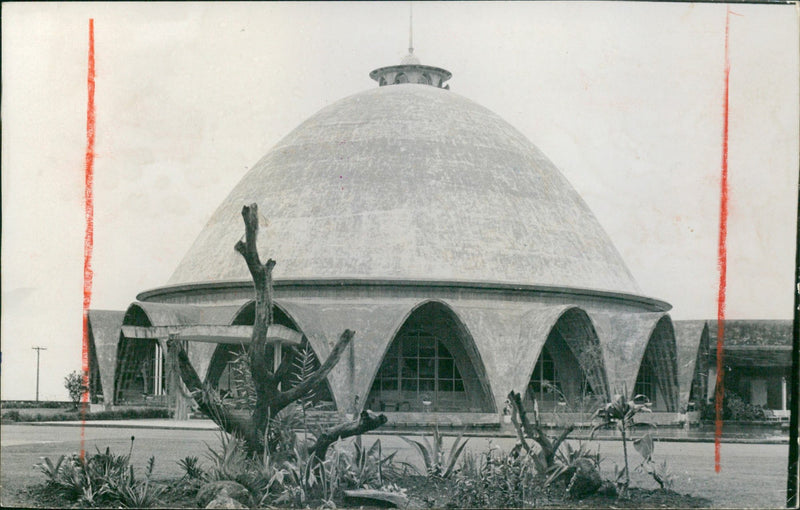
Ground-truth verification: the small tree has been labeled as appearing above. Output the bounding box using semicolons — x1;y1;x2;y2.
64;371;88;408
591;387;652;495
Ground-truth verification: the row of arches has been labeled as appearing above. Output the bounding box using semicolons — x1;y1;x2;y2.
112;299;680;414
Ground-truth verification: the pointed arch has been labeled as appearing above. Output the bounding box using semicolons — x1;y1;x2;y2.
522;307;609;412
114;302;244;405
687;323;710;408
674;320;711;411
114;304;164;404
205;300;336;408
633;315;679;411
87;310;124;407
365;300;495;413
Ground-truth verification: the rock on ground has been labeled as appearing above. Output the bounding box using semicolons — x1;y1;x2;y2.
567;458;603;499
196;480;254;508
205;494;248;509
344;488;410;508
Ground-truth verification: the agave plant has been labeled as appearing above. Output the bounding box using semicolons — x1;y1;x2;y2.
590;389;652;494
36;455;66;483
400;425;469;479
544;440;601;488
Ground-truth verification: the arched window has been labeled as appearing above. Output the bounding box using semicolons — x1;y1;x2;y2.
634;358;658;406
394;73;408;84
371;330;466;411
527;348;562;409
114;338;166;405
524;309;602;413
366;302;494;413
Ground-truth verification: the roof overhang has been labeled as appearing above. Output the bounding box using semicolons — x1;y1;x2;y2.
137;278;672;312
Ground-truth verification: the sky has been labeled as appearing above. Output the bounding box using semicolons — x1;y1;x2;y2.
2;2;798;401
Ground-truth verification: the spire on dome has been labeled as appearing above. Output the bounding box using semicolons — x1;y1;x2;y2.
369;3;451;89
408;1;414;55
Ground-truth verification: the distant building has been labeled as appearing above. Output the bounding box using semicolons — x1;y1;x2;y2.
675;319;792;418
87;48;687;424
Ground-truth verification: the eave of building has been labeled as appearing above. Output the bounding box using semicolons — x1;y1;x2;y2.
710;345;793;367
136;278;672;312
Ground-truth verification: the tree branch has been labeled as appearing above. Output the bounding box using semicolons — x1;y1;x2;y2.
167;338;262;451
273;330;355;410
508;397;533;455
309;410;388;462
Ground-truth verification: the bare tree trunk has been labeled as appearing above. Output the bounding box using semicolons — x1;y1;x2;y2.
170;203;386;456
507;390;574;467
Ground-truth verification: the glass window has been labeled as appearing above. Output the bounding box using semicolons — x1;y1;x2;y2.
368;329;468;411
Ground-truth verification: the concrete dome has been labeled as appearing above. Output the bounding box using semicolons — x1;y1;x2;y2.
168;84;640;295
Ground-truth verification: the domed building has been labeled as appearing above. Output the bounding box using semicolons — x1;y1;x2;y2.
91;49;681;424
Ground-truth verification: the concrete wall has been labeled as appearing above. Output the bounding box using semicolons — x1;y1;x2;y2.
101;282;681;420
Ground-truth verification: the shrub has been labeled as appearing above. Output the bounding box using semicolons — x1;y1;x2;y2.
64;371;89;408
632;432;675;491
334;436;401;490
544;441;601;489
700;391;767;421
591;389;652;495
178;456;206;481
400;425;469;479
1;400;73;409
452;445;540;508
5;407;171;423
2;410;21;422
35;441;164;508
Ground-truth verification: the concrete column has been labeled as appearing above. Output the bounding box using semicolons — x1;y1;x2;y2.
167;335;191;421
154;342;163;395
782;376;787;411
707;366;717;402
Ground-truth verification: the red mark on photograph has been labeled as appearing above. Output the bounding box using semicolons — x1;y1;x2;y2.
80;18;96;460
714;7;731;473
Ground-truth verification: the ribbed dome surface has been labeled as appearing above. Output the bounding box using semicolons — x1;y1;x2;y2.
168;84;640;294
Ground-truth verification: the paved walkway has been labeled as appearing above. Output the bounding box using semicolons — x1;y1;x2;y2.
18;419;790;444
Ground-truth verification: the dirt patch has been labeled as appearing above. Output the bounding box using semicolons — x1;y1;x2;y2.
15;476;711;509
398;475;711;509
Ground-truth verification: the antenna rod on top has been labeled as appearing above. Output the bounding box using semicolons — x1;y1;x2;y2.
408;1;414;54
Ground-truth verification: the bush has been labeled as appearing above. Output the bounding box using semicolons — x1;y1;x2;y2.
2;410;21;422
36;440;164;508
1;401;74;409
4;407;171;422
452;445;541;508
699;391;767;421
400;425;469;479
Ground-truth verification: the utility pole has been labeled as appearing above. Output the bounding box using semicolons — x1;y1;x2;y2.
32;346;47;402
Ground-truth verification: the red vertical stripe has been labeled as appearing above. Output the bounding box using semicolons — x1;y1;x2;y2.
80;18;96;460
714;8;731;473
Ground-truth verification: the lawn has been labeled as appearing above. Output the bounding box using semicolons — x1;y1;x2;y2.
0;424;790;508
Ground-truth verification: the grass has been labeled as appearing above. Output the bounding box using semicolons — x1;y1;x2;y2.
1;425;790;509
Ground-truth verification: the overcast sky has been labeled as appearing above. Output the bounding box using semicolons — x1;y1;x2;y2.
2;2;798;401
